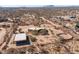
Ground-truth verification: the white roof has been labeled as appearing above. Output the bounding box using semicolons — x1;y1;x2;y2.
28;27;44;30
14;33;26;41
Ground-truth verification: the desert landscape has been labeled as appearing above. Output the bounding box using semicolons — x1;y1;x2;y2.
0;6;79;54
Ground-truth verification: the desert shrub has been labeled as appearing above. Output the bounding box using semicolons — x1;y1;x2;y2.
17;48;27;54
40;49;49;54
18;28;24;33
6;48;27;54
32;30;39;35
38;29;48;35
75;22;79;28
6;48;19;54
75;22;79;32
29;35;37;42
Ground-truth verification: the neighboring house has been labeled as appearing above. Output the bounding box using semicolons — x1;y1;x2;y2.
28;27;48;35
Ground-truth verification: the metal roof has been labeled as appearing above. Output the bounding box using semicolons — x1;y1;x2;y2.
14;33;26;41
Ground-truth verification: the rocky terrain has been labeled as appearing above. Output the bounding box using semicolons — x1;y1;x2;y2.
0;7;79;54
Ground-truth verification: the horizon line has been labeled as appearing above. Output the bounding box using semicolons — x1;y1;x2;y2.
0;5;79;7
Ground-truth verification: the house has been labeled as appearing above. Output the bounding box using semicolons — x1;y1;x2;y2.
14;33;31;46
28;27;48;35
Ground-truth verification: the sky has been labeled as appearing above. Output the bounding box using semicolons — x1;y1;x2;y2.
0;0;79;7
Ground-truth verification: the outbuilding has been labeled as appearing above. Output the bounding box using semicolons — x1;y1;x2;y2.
14;33;31;46
28;27;48;35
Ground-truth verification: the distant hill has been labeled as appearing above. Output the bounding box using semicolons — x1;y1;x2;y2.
43;5;54;8
0;5;79;11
